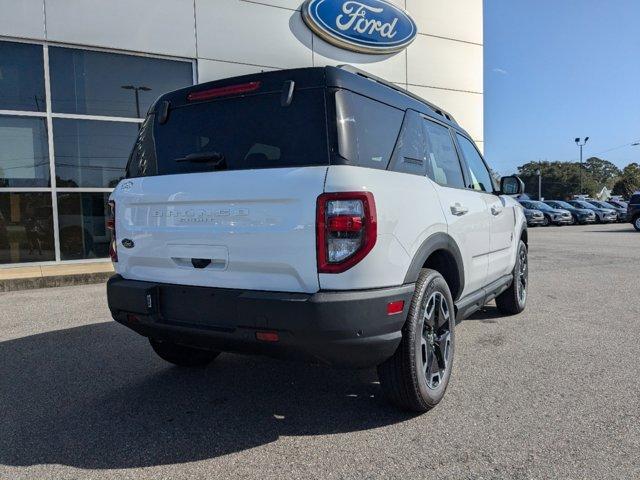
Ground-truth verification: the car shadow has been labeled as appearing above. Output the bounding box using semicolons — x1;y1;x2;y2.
0;322;414;469
463;305;503;323
584;228;635;233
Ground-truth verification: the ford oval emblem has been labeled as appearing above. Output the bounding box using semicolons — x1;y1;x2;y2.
302;0;417;54
121;238;135;249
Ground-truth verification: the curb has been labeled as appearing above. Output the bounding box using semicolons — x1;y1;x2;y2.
0;271;114;293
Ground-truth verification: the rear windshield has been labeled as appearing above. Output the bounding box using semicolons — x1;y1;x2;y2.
127;88;329;177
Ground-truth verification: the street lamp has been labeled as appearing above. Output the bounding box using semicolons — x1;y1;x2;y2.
575;137;589;194
121;85;152;118
535;168;542;200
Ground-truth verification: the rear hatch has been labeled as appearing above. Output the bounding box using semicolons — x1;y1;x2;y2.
111;71;330;293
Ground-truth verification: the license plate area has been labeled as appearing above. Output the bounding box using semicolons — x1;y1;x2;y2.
159;284;239;329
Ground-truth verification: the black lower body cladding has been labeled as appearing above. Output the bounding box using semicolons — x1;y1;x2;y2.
107;275;414;368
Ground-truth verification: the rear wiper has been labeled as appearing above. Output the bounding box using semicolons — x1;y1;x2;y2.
175;152;225;164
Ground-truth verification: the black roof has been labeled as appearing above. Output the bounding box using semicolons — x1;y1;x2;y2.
155;65;469;137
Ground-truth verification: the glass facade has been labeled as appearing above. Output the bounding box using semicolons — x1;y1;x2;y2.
0;39;193;265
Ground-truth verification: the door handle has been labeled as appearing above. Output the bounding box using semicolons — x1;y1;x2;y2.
491;205;503;216
450;203;469;216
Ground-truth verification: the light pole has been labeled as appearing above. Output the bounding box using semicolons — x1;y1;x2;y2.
535;168;542;200
575;137;589;195
121;85;152;118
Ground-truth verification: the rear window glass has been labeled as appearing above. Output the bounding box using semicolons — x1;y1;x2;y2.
422;119;465;189
335;90;403;170
128;88;329;177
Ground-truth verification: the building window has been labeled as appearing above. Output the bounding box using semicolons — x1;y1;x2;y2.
53;118;138;188
0;41;46;112
0;39;194;265
49;47;193;118
0;115;50;188
0;193;55;264
57;192;111;261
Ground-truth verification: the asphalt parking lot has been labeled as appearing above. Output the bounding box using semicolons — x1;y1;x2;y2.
1;223;638;480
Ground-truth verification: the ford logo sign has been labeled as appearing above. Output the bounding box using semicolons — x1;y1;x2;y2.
302;0;417;54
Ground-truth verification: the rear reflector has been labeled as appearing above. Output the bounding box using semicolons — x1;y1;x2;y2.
256;331;279;342
386;300;405;316
187;81;261;101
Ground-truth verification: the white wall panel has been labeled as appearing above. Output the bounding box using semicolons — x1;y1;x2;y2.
195;0;313;69
198;59;277;83
407;34;482;93
243;0;303;10
0;0;45;40
408;85;483;142
44;0;196;58
312;37;407;84
406;0;482;45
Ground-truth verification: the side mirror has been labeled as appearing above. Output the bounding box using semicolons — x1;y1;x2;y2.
500;176;524;195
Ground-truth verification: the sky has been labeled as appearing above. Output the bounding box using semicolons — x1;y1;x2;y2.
484;0;640;175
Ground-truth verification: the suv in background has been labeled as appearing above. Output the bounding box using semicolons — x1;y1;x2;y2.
519;200;573;226
568;200;617;223
522;206;546;227
544;200;596;224
629;193;640;231
588;200;627;222
106;66;528;412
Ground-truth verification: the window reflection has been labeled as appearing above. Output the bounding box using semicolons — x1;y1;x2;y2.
57;193;111;260
0;116;50;188
53;118;138;188
0;193;54;263
49;47;192;118
0;41;46;112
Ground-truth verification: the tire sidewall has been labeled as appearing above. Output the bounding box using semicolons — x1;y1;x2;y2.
634;216;640;231
514;240;528;310
408;270;455;405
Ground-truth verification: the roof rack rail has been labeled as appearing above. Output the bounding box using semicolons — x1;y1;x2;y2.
336;64;457;124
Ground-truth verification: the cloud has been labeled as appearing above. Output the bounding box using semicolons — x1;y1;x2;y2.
492;68;508;75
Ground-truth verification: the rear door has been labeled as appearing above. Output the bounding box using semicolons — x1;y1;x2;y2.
112;85;331;293
455;133;515;282
421;118;490;297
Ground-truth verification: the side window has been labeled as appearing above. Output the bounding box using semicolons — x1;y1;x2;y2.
335;90;404;170
388;110;428;176
422;119;465;189
456;134;495;192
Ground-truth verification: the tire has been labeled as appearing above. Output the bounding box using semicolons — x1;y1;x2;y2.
495;240;528;315
377;269;455;413
150;338;220;367
634;216;640;232
542;215;550;226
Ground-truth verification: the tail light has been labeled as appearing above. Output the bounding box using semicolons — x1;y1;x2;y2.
107;200;117;262
186;81;261;102
316;192;377;273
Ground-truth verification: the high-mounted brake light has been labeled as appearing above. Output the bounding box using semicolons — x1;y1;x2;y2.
187;81;261;102
316;192;377;274
107;200;117;263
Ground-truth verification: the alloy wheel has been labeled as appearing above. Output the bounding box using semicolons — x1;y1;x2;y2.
516;244;528;304
421;291;452;390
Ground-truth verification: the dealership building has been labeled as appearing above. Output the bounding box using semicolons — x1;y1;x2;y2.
0;0;482;269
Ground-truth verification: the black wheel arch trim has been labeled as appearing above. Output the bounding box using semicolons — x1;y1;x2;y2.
403;232;465;300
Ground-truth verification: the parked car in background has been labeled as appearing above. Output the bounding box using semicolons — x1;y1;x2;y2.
628;192;640;231
587;200;627;222
522;206;546;227
607;198;628;210
519;200;573;226
543;200;596;224
568;200;617;223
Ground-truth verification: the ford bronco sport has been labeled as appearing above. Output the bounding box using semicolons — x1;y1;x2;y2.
107;66;528;412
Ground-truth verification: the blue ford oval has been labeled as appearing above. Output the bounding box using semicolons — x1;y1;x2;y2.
302;0;417;54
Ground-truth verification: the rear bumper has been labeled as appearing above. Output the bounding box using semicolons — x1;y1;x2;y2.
107;275;414;368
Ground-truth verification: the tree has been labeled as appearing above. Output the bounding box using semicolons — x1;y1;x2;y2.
517;161;598;199
612;163;640;198
583;157;621;188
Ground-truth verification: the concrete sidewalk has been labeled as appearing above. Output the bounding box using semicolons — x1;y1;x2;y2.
0;262;114;292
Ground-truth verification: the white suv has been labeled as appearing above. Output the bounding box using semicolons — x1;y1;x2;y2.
107;66;528;412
